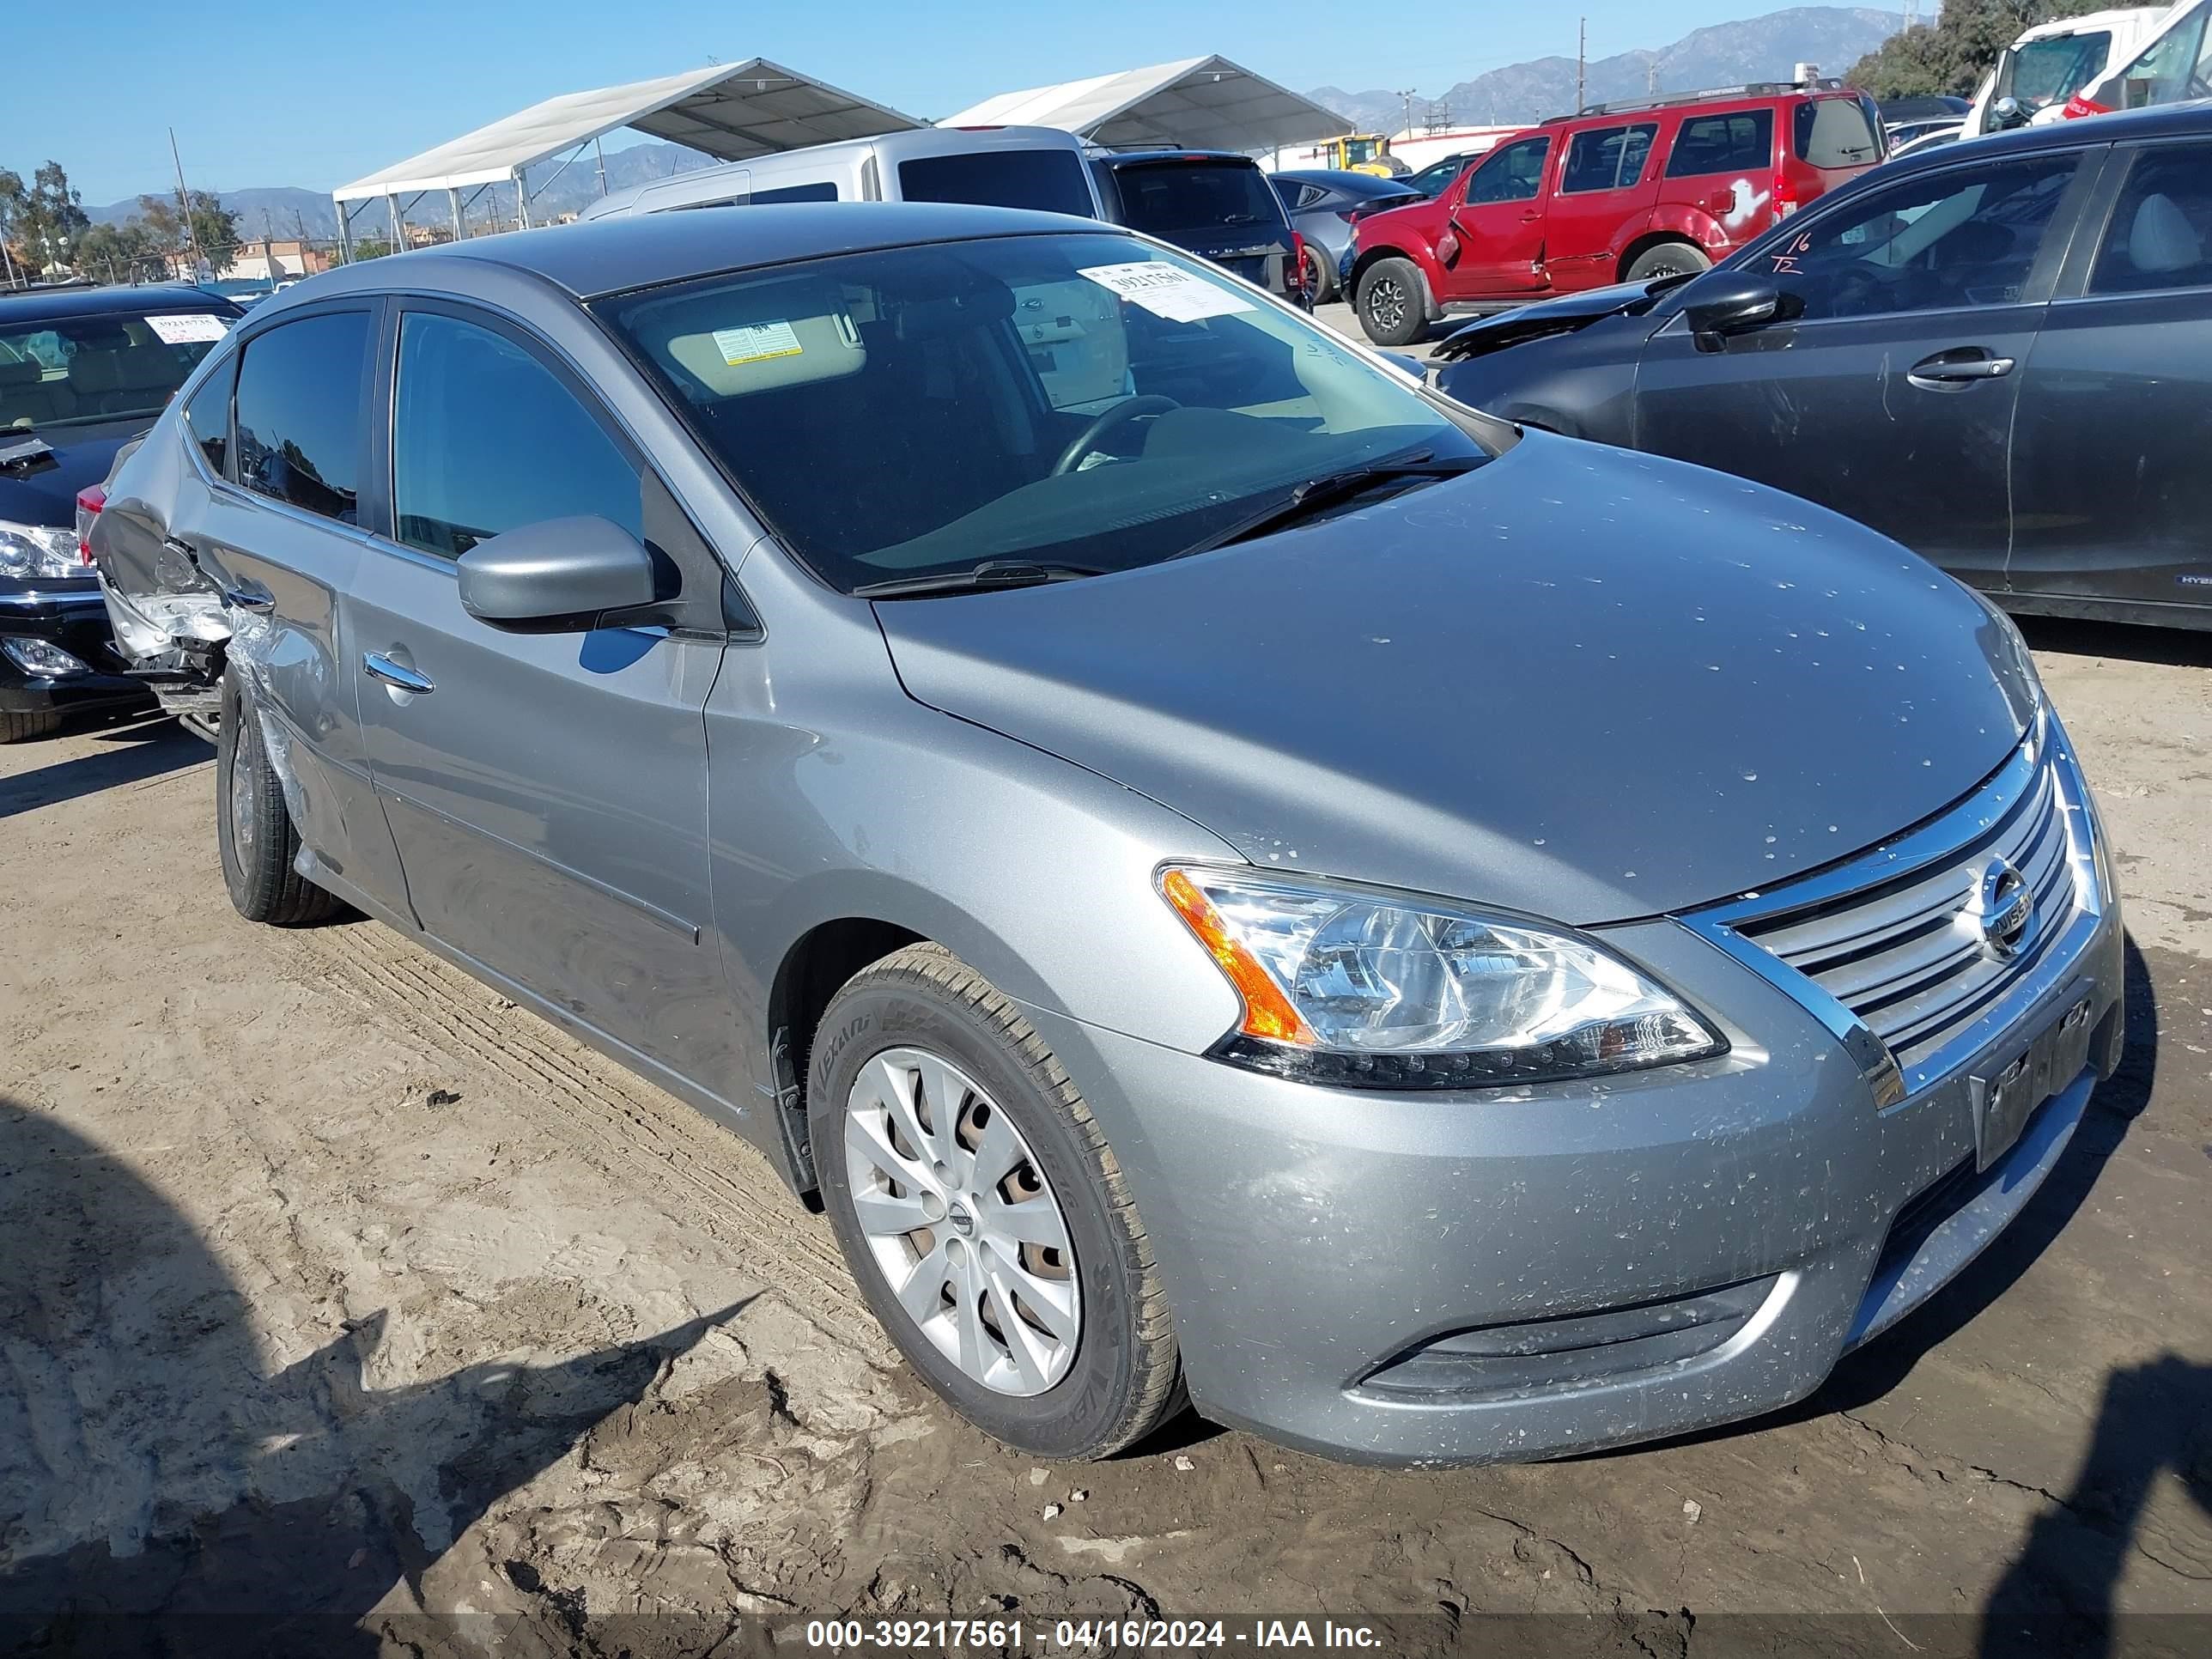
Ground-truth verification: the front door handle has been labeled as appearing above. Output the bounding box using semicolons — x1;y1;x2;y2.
1907;349;2016;388
362;652;434;696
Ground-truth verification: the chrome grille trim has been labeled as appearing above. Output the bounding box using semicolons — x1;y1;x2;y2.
1681;711;2106;1097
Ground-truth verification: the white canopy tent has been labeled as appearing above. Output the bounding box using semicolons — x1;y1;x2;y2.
938;56;1351;154
329;59;921;254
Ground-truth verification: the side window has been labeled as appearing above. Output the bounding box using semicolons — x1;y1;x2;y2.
182;359;234;477
234;311;370;524
1757;154;2080;321
2091;144;2212;294
392;311;641;559
1665;109;1775;178
1464;137;1553;206
751;180;839;204
2113;9;2211;110
1561;123;1657;193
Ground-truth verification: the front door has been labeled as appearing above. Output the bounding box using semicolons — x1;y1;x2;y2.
2008;139;2212;616
347;301;734;1091
1636;148;2091;590
1441;134;1554;301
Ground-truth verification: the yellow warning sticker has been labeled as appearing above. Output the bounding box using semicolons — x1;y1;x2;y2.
712;320;804;365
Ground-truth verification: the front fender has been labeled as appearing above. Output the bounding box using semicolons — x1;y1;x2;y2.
1349;240;1446;319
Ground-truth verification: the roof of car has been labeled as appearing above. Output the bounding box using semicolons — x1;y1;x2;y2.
0;283;241;323
1270;169;1421;192
1875;98;2212;176
306;201;1119;303
1095;149;1259;167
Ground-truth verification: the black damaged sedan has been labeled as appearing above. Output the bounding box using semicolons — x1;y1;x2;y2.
1;283;240;739
1432;102;2212;631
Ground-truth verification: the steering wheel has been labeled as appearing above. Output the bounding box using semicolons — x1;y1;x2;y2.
1051;395;1180;477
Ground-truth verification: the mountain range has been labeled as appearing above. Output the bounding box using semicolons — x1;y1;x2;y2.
1310;6;1904;135
88;6;1906;242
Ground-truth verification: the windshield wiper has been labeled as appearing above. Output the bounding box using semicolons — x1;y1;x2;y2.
1168;453;1485;562
853;560;1107;599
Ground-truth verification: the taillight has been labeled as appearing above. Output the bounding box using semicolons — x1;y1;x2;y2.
1289;230;1309;295
75;484;106;566
1772;173;1799;221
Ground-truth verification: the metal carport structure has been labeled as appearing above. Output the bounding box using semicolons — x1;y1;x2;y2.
329;59;921;256
937;56;1351;153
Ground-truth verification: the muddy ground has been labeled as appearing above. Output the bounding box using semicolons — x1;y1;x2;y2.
3;615;2209;1659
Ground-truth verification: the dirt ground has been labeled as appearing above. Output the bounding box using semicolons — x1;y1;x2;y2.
3;614;2209;1659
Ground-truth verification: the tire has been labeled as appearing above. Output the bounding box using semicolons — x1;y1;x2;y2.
1624;241;1712;283
810;943;1182;1459
1356;256;1428;347
0;709;64;743
216;672;338;927
1304;244;1335;305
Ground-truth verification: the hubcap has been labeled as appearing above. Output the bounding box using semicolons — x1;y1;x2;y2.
1369;277;1406;331
843;1048;1079;1395
229;734;258;858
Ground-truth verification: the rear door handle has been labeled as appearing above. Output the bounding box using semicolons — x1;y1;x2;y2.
362;652;434;696
1907;349;2016;388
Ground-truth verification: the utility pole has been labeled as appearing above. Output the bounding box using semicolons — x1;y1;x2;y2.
168;127;207;281
1577;18;1588;113
1648;61;1660;96
1395;88;1418;137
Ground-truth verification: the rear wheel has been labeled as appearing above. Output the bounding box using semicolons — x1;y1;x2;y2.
1624;240;1712;283
0;709;64;744
810;943;1182;1459
1304;245;1336;304
1357;257;1427;347
216;672;339;926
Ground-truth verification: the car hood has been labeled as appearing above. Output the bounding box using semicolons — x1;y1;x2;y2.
0;422;143;526
875;434;2039;925
1431;279;1680;363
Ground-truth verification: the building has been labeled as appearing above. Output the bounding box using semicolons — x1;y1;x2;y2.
223;239;333;283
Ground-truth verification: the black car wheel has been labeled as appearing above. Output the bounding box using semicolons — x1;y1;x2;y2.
216;672;339;927
810;943;1183;1459
1304;246;1335;305
1624;241;1712;283
0;709;64;744
1357;258;1426;347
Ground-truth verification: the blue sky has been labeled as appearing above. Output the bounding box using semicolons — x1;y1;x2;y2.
12;0;1796;204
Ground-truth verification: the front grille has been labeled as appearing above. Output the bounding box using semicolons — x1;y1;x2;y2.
1706;736;2091;1082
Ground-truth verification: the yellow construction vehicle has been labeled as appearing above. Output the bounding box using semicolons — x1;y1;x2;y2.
1318;134;1407;176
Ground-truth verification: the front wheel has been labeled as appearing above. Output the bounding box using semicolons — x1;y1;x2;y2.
1624;241;1712;283
810;944;1182;1459
1356;257;1427;347
0;708;64;744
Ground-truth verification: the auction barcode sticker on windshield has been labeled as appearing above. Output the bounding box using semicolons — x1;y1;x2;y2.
144;313;232;344
712;321;803;366
1079;262;1255;324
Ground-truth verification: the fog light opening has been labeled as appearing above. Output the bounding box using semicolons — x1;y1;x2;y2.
2;637;92;678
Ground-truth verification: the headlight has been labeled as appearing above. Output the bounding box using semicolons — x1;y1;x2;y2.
0;520;82;581
1159;866;1726;1090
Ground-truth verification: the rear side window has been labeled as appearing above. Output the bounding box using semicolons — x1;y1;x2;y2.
182;361;232;477
897;149;1095;216
1666;109;1774;178
1561;123;1657;193
392;311;641;558
1110;162;1285;233
752;180;839;204
233;311;370;524
2091;144;2212;294
1794;99;1881;168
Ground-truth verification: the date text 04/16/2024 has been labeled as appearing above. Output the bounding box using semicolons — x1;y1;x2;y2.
800;1620;1388;1650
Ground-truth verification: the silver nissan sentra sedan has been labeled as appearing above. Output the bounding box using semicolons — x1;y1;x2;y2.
92;203;2124;1464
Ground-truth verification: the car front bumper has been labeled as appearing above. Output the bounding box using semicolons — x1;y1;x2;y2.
0;580;153;718
1022;735;2124;1466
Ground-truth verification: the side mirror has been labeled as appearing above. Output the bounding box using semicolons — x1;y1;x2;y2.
1990;95;2028;131
1376;349;1429;385
1682;274;1785;350
456;515;663;633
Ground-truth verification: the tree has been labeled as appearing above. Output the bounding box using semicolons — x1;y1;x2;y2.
1846;0;2121;101
134;188;240;276
0;160;92;272
74;220;165;285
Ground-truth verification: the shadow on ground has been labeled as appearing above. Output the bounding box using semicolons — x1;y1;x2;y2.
0;1097;746;1656
0;719;204;823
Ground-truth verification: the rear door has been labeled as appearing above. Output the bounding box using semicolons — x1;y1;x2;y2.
2008;138;2212;615
1443;133;1555;300
1546;120;1661;288
1635;148;2093;590
1659;106;1779;252
345;299;733;1084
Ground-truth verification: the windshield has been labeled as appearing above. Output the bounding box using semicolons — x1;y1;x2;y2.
596;232;1491;592
896;149;1096;216
1994;31;2112;117
1111;162;1285;234
1341;137;1384;167
0;308;232;433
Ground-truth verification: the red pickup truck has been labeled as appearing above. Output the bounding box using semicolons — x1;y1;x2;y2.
1347;82;1887;344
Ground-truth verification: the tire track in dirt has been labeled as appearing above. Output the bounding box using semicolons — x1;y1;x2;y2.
281;919;892;1363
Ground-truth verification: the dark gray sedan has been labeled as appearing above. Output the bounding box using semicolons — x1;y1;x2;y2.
1432;101;2212;630
1269;169;1421;302
93;201;2123;1465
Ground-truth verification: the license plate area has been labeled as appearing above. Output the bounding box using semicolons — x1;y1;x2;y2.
1970;994;2095;1171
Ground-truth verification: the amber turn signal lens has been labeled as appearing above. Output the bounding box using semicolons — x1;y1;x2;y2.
1160;868;1317;1046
